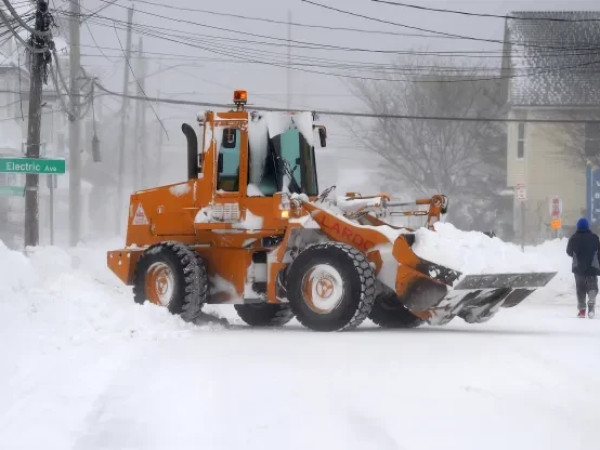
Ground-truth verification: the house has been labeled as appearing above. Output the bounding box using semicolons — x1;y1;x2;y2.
503;11;600;243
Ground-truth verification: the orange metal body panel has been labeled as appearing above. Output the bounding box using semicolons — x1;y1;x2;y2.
111;109;293;302
107;249;142;285
303;202;447;300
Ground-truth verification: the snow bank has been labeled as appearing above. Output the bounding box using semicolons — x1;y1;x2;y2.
412;222;563;274
0;241;35;292
0;239;219;346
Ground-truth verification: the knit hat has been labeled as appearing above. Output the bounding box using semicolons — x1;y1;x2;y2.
577;217;590;230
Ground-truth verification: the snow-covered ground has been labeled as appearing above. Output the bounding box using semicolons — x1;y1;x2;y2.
1;231;599;450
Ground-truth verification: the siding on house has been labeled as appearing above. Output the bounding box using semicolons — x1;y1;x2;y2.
507;109;587;241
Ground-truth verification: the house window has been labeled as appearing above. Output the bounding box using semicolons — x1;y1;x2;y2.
585;123;600;158
517;122;525;159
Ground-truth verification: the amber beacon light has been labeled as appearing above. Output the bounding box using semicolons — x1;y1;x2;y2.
233;90;247;110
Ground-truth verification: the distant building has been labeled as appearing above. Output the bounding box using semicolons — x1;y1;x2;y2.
503;11;600;243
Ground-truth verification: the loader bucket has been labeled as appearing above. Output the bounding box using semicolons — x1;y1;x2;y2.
424;271;556;325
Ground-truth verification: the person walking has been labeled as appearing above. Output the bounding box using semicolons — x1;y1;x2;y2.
566;217;599;318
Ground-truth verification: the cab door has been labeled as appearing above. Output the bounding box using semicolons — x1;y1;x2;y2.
195;122;248;229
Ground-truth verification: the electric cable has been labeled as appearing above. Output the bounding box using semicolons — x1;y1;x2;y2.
301;0;600;51
113;22;168;138
369;0;600;22
92;80;600;124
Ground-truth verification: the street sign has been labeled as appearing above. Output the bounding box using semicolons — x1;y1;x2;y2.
0;186;25;197
549;196;562;217
515;184;527;201
0;157;65;174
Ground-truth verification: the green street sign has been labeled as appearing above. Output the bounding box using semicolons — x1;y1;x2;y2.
0;157;66;174
0;186;25;197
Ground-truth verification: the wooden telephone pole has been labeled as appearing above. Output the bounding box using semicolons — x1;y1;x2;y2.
24;0;52;247
68;0;81;246
116;6;134;233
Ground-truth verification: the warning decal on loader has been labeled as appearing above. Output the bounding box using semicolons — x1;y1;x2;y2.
132;203;149;225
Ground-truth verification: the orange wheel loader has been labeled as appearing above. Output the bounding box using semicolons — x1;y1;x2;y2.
107;91;555;331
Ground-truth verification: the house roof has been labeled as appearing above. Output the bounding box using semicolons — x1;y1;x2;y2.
506;11;600;107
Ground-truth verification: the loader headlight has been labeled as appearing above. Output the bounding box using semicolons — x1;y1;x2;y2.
281;210;290;219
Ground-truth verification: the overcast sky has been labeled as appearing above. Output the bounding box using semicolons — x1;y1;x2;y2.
55;0;600;151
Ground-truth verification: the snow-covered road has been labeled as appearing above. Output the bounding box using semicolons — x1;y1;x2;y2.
1;238;599;450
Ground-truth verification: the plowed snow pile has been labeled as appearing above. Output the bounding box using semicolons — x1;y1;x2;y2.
412;223;563;274
0;240;210;345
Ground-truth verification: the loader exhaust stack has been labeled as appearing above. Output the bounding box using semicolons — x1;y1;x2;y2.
181;123;198;180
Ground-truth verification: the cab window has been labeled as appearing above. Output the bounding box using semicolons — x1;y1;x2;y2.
217;128;240;192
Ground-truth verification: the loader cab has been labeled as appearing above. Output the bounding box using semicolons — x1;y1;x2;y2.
210;118;321;197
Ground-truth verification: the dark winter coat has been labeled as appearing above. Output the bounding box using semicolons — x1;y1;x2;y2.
566;229;600;276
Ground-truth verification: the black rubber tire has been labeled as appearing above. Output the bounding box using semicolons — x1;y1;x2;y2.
286;242;376;331
133;241;208;323
234;303;295;327
369;291;424;328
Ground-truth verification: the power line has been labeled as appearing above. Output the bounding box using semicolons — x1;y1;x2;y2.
49;62;74;120
300;0;600;50
1;0;53;37
76;47;600;76
369;0;600;22
66;6;600;77
92;80;600;124
94;0;599;52
58;7;600;61
0;7;48;53
114;0;467;41
68;12;600;84
53;4;600;86
113;22;167;138
84;19;114;63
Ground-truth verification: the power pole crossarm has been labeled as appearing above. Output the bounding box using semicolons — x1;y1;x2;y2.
24;0;53;248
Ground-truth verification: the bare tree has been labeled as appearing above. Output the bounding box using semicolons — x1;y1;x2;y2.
348;64;508;231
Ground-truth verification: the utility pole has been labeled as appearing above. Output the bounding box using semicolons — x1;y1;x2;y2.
286;10;292;110
156;88;163;186
133;42;140;191
68;0;81;246
139;40;147;188
133;37;146;190
24;0;52;247
116;6;133;233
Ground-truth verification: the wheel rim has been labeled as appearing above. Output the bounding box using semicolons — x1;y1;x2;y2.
301;264;344;314
145;262;175;306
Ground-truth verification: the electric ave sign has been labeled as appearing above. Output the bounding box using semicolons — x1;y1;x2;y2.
0;157;66;174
